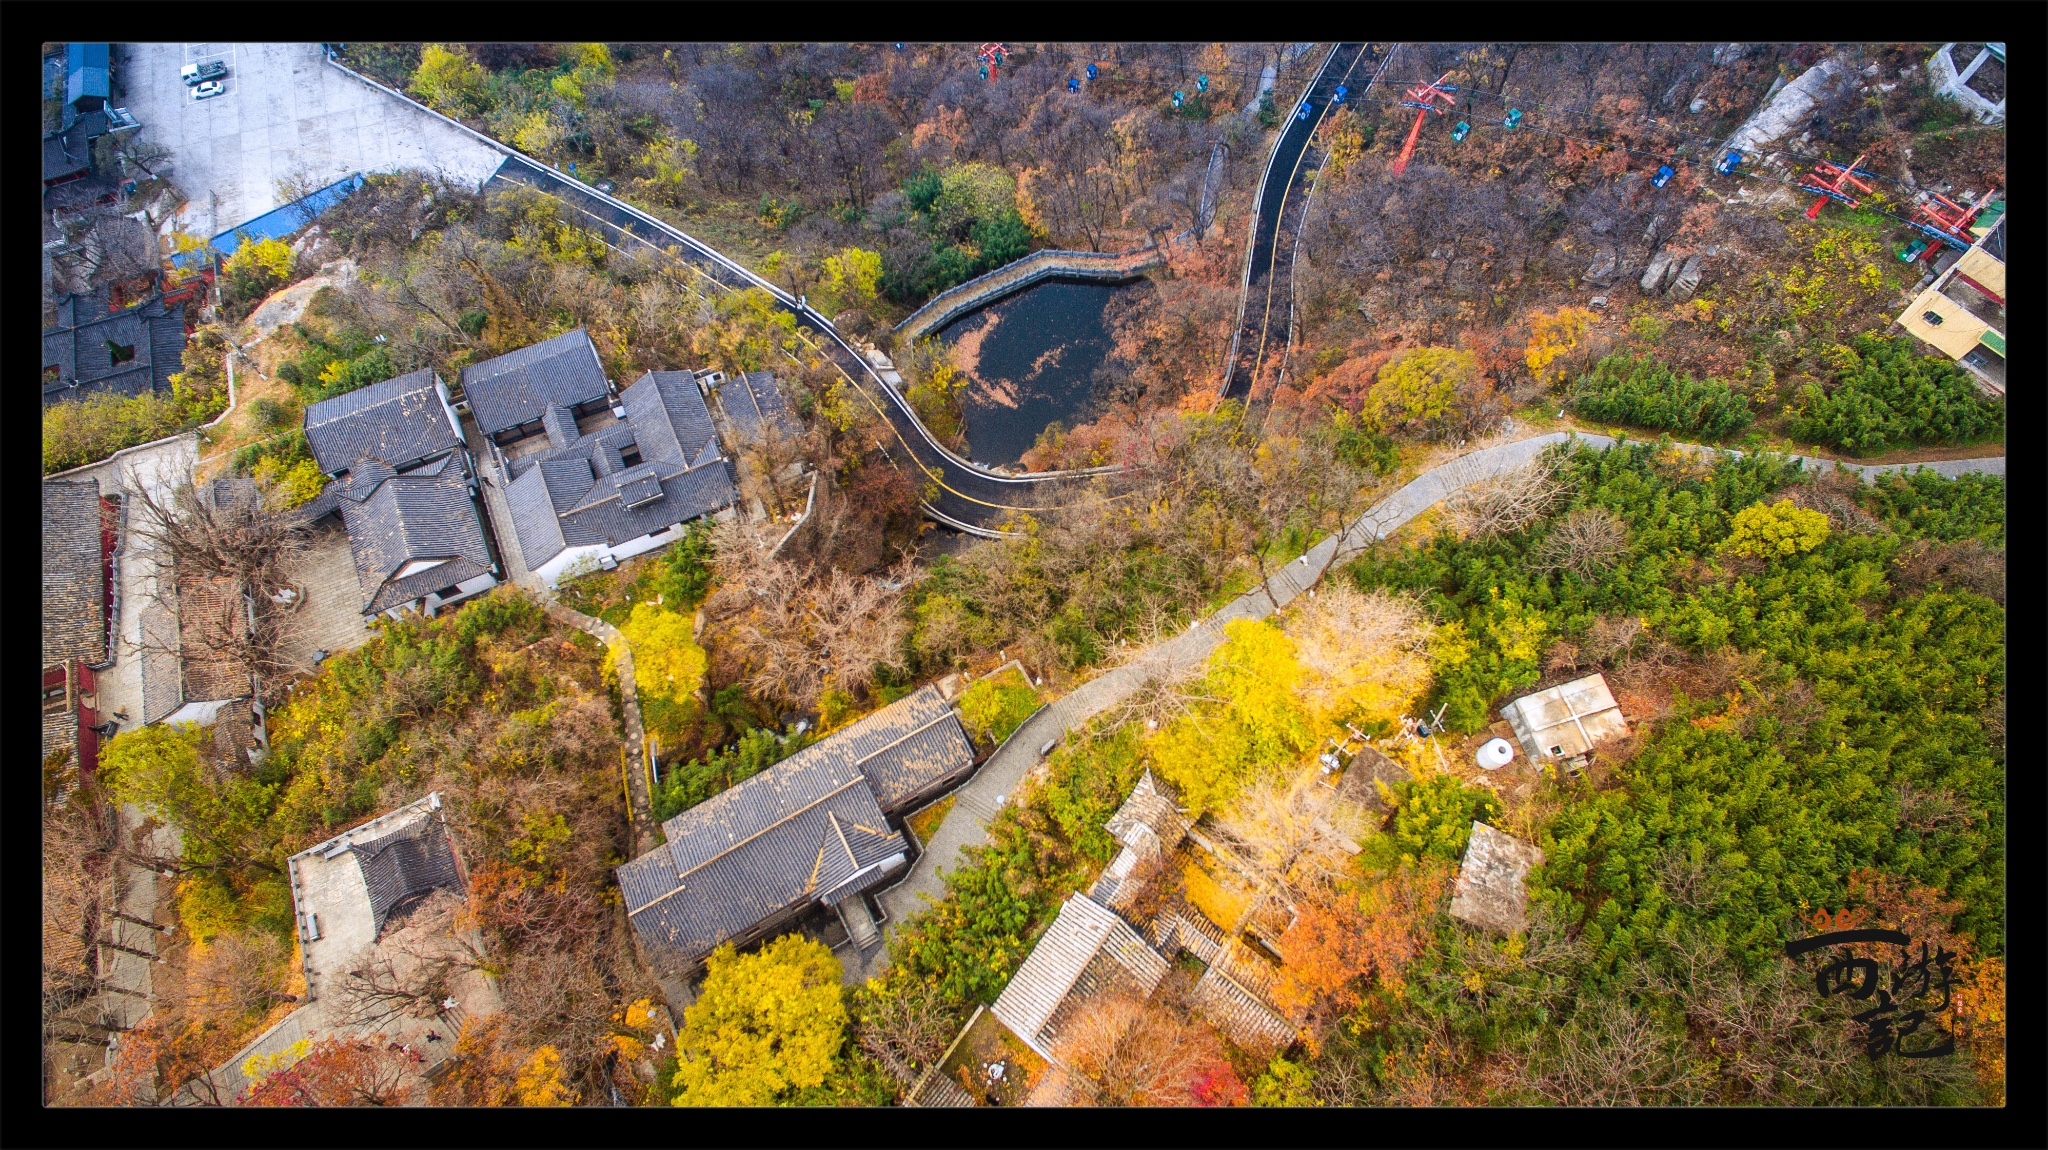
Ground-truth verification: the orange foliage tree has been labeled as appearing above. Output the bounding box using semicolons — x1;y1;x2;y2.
239;1037;423;1106
1272;864;1452;1046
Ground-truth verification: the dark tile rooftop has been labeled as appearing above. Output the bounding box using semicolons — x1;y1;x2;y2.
458;328;611;438
303;369;462;476
42;481;106;668
341;454;495;614
43;292;189;404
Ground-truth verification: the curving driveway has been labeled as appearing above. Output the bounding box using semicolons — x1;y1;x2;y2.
1218;42;1379;401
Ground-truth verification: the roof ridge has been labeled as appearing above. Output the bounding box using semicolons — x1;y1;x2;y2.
850;706;956;771
668;774;870;885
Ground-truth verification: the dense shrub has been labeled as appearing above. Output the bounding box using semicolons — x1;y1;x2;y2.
955;668;1041;747
1786;335;2003;454
1569;354;1753;440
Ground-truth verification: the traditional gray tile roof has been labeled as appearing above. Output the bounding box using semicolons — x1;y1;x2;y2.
616;686;974;967
43;292;188;404
1449;822;1545;935
177;573;250;703
303;369;462;476
500;371;737;569
139;601;183;724
458;328;611;439
351;816;463;935
340;455;495;614
990;894;1169;1061
721;371;801;445
66;43;109;106
43;480;106;668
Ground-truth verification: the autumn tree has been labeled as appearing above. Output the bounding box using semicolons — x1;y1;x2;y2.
609;602;709;707
1363;348;1507;442
1283;584;1434;727
1052;995;1231;1107
672;935;848;1106
849;976;958;1090
1533;507;1630;579
703;519;912;710
238;1036;424;1106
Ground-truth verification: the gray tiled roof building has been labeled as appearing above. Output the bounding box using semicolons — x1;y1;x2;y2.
719;371;801;445
295;367;498;617
304;369;464;477
43;292;189;404
341;453;496;615
459;328;613;443
501;370;737;574
616;685;976;971
43;480;108;668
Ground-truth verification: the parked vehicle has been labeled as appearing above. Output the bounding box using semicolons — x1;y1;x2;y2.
180;60;227;86
194;79;226;100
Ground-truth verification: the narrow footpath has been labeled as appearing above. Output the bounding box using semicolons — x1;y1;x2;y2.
542;601;658;856
874;432;2003;950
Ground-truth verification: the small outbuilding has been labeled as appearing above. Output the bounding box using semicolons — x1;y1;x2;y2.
1448;821;1545;935
1498;673;1629;768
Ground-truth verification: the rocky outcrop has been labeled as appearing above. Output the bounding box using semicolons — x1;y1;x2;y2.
1723;55;1852;157
1640;249;1677;295
1584;244;1619;287
1667;254;1705;301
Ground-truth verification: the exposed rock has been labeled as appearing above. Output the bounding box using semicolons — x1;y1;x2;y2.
1667;254;1705;301
1712;43;1747;66
1642;214;1667;246
1589;295;1609;309
1584;244;1619;286
1689;96;1708;114
1723;55;1850;156
1590;216;1614;235
1640;249;1677;295
1861;62;1881;78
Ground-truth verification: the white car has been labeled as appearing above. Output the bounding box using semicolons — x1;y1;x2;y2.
193;79;226;100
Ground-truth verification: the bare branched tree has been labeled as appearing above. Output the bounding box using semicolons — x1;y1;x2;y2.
1051;994;1226;1107
1533;506;1630;579
705;518;912;710
852;980;958;1088
1446;455;1565;540
123;475;311;698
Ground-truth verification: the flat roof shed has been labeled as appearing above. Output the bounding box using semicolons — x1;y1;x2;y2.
1499;673;1629;764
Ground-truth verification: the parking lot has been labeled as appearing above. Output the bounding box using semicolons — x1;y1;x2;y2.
113;43;505;240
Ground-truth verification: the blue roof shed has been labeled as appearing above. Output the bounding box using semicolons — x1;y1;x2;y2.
66;44;110;109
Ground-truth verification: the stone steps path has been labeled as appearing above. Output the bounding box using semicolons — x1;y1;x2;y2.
872;431;2003;956
542;601;658;856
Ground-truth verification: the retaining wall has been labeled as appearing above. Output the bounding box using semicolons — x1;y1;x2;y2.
893;245;1164;346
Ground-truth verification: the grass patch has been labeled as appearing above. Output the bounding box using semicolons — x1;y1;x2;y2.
906;795;956;848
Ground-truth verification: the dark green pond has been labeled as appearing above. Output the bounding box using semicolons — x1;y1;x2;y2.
937;278;1146;468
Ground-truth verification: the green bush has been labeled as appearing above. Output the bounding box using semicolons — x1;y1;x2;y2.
648;520;716;609
1786;334;2003;454
1569;354;1753;440
1864;469;2005;546
653;726;809;822
956;669;1040;746
42;386;227;474
1363;772;1503;870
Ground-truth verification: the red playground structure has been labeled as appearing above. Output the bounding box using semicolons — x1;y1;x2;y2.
1390;72;1458;176
1799;153;1877;220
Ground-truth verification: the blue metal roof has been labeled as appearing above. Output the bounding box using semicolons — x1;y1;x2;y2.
66;44;109;106
171;172;366;271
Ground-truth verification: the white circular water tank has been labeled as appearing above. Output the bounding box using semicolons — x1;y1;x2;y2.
1477;738;1515;770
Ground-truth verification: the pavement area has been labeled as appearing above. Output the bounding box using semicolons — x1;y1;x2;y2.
113;43;504;241
275;522;376;672
873;431;2005;960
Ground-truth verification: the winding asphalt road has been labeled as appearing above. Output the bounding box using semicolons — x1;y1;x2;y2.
1219;42;1380;401
488;156;1103;537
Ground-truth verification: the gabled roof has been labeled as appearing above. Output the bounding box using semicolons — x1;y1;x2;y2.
616;686;974;966
990;895;1169;1061
43;292;188;403
1500;673;1628;762
351;816;463;935
177;573;250;704
500;371;737;568
340;457;494;614
721;370;801;445
66;43;109;105
458;328;611;437
303;369;461;476
42;481;107;668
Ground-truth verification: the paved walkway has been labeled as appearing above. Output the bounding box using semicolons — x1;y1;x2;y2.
873;431;2004;954
542;601;658;856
